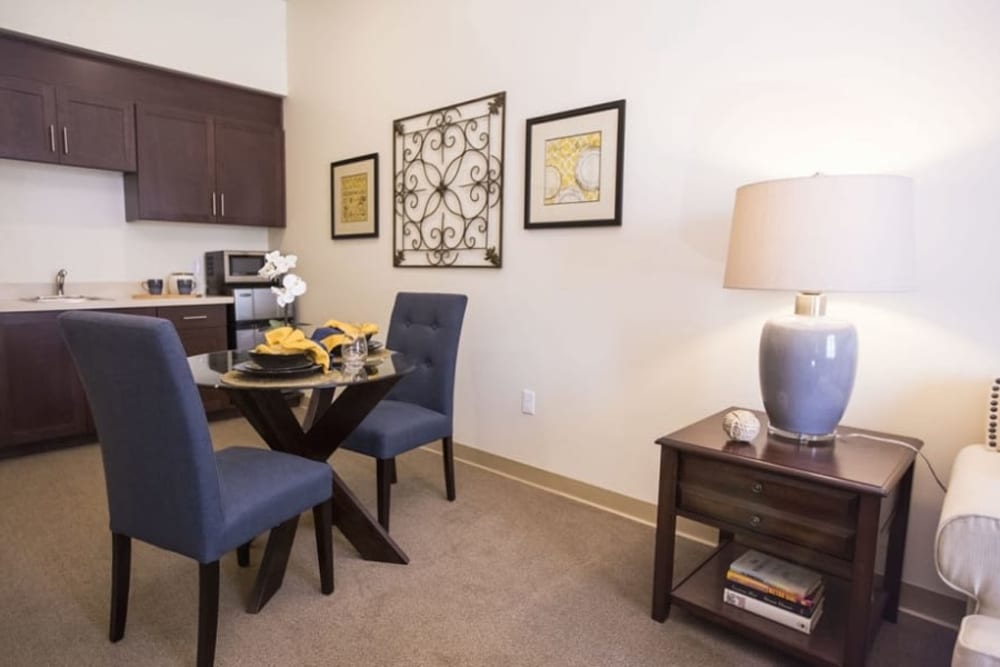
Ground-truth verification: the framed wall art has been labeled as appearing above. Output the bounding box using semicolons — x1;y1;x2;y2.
393;91;505;268
331;153;379;239
524;99;625;229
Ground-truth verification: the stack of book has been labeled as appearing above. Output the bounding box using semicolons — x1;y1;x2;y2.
723;549;825;634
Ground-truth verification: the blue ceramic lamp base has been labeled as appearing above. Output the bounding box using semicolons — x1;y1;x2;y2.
759;294;858;445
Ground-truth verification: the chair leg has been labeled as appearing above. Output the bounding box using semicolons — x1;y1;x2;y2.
109;533;131;642
389;457;398;484
443;436;457;501
197;561;220;667
313;499;334;595
237;540;252;567
376;458;392;531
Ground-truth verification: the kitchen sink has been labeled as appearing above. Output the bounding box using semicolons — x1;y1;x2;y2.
22;295;111;303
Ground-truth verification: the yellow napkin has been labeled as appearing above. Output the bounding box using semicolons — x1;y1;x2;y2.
253;326;330;372
317;319;379;353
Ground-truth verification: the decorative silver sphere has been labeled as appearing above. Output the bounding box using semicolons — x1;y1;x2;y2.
723;409;761;442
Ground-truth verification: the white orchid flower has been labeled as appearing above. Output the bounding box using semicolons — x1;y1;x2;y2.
260;251;307;315
270;272;307;308
258;250;299;280
283;273;307;296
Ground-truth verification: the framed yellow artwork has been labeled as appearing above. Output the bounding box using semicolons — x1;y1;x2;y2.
524;100;625;229
331;153;379;239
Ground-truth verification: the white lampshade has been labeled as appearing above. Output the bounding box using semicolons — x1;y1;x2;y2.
723;174;915;293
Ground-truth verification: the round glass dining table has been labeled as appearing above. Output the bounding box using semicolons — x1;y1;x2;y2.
187;349;415;613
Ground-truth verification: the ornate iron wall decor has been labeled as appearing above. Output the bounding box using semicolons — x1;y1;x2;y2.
393;92;505;268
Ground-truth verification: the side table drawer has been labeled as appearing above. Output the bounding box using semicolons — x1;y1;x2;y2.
678;455;859;558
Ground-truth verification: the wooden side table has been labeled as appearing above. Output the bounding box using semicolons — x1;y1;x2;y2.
651;408;920;667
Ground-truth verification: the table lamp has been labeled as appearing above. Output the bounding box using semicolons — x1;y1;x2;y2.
723;174;915;443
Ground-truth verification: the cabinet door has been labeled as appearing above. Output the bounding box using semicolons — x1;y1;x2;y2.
0;312;90;448
129;104;215;222
0;75;58;163
56;88;136;171
215;118;285;227
156;305;231;414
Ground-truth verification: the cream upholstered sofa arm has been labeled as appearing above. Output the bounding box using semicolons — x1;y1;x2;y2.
936;444;1000;667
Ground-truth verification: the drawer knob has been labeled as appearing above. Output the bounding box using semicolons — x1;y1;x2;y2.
749;515;762;528
751;482;763;494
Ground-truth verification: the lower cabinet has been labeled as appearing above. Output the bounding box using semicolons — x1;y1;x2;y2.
0;304;230;454
154;305;231;414
0;311;90;448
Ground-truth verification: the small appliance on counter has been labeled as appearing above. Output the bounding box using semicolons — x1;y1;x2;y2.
204;251;270;292
205;250;292;350
166;272;197;295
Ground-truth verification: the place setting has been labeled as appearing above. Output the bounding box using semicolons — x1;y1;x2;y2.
221;319;386;387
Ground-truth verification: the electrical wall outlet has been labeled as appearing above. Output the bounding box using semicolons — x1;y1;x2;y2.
521;389;536;415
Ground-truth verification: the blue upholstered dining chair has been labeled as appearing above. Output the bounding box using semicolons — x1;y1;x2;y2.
341;292;468;531
58;311;334;667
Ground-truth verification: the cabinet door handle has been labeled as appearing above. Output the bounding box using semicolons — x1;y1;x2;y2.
220;193;225;217
212;192;217;216
48;125;56;152
751;482;763;494
61;127;69;155
182;315;209;321
749;515;762;528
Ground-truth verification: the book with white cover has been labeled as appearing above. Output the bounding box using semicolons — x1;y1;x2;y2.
723;587;825;634
728;550;823;600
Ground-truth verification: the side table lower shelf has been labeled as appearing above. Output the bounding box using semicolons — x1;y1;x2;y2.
675;541;886;667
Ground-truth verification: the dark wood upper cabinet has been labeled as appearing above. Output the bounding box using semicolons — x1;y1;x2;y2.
57;87;136;171
126;105;285;227
130;104;216;222
0;31;285;227
0;76;135;171
215;118;284;227
0;75;58;163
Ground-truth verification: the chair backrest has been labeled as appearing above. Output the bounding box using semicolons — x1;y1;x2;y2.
59;311;224;561
385;292;468;418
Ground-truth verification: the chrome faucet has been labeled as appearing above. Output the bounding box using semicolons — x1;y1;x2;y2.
55;269;67;296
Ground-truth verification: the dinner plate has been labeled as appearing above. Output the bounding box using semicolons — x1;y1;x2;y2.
234;360;323;377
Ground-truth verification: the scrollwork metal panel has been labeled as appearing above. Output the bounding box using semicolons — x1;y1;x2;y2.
393;92;505;268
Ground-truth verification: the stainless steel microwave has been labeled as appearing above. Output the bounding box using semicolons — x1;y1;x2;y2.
204;250;269;292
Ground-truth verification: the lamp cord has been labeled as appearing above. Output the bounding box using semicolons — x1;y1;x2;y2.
837;432;948;493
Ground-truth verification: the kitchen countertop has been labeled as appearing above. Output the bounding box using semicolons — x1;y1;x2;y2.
0;281;235;314
0;295;234;314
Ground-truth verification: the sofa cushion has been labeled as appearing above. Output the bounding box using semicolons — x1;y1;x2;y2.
953;615;1000;667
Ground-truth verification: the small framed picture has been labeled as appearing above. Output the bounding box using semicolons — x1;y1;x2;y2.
524;100;625;229
331;153;379;239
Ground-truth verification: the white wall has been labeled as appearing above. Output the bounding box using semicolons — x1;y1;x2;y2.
0;0;288;284
284;0;1000;597
0;0;287;93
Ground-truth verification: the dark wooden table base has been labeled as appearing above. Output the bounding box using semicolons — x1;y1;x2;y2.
227;381;410;614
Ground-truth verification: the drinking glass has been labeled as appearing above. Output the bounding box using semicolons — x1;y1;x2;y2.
341;334;368;366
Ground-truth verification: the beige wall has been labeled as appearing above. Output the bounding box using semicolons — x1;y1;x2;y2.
0;0;288;283
282;0;1000;598
0;0;287;93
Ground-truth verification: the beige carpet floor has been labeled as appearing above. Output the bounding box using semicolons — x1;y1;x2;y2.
0;416;956;666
